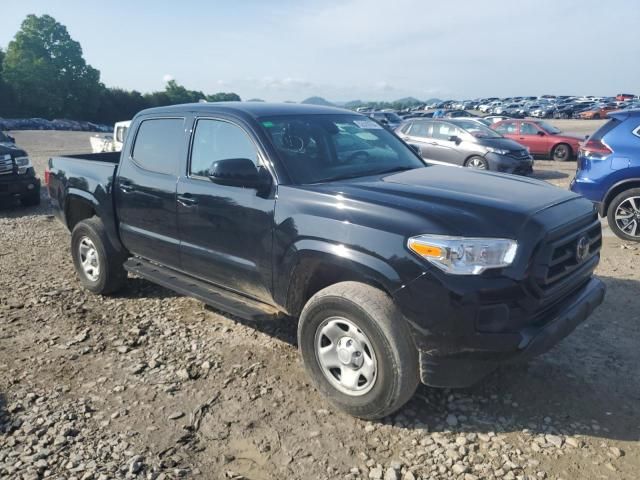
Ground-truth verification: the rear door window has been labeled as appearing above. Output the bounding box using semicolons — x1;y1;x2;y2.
132;118;184;175
408;122;431;138
494;121;517;134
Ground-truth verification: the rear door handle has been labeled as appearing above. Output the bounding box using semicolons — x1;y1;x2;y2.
177;194;198;207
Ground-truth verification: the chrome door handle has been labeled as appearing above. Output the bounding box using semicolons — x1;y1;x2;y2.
120;183;133;193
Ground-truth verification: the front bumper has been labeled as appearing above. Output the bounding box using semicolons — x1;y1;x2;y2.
396;276;605;388
486;152;534;175
0;171;41;198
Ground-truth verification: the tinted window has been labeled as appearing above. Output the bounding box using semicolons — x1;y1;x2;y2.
520;123;539;135
132;119;184;175
191;119;259;177
494;121;517;134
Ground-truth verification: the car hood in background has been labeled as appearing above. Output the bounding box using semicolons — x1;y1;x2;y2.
475;137;528;150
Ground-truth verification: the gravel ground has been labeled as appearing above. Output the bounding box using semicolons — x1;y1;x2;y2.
1;126;639;480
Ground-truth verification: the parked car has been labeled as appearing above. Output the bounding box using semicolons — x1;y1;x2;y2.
0;135;41;206
368;111;403;130
616;93;635;101
571;110;640;241
553;103;593;119
397;118;533;174
492;119;582;161
0;130;16;145
46;102;605;419
575;104;619;120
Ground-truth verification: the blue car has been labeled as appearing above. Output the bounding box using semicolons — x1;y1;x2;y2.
571;110;640;241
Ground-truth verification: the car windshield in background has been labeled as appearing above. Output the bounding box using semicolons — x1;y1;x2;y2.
384;112;403;123
449;120;503;138
538;121;561;134
0;131;12;143
259;114;425;184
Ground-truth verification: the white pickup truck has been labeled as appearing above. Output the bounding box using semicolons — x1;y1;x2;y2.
90;120;131;153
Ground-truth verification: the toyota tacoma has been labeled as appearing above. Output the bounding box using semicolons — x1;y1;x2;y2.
47;103;605;419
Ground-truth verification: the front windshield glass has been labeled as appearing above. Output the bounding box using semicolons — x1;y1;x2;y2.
259;114;425;184
384;112;403;123
449;120;502;138
0;131;11;143
538;121;561;134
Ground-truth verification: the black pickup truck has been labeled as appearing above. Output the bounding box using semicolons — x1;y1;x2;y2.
0;131;40;206
47;103;605;419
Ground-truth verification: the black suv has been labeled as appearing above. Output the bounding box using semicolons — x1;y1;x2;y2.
0;131;40;206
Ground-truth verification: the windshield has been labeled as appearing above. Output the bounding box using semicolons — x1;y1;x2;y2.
0;131;11;143
449;120;503;138
538;121;561;134
259;114;425;184
384;112;403;123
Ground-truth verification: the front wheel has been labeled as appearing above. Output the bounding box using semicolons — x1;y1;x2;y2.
298;282;419;419
607;188;640;242
466;156;489;170
71;217;128;294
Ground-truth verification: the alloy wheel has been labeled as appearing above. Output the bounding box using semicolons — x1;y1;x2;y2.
615;196;640;238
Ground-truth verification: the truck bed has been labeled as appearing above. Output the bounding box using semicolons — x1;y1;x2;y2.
59;151;121;164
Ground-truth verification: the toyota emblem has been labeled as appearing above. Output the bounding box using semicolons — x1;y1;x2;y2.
576;236;590;262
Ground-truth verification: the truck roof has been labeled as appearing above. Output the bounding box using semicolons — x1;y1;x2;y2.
137;102;352;118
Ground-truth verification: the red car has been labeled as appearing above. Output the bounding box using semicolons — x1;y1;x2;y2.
491;119;582;161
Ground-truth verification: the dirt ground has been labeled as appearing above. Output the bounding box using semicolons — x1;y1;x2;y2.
1;123;639;480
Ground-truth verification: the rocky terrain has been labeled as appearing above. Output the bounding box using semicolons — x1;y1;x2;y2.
1;128;639;480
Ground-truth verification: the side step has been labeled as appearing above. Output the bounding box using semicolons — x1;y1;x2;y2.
124;257;282;321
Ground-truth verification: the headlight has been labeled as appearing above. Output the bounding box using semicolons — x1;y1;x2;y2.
15;156;31;174
407;235;518;275
486;146;509;155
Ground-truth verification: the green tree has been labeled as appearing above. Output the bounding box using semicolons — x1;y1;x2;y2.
206;92;241;102
3;14;102;119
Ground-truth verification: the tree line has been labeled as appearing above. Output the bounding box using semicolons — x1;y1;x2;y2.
0;15;241;125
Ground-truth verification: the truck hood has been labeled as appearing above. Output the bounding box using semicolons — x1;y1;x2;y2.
304;166;585;238
0;143;26;157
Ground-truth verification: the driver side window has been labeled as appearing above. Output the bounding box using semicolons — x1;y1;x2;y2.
190;119;259;177
520;122;539;135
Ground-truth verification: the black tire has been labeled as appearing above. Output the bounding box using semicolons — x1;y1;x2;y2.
21;189;41;207
465;156;489;170
551;143;572;162
607;188;640;242
298;282;419;419
71;217;127;294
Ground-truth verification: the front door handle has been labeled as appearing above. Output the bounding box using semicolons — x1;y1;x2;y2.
119;183;134;193
177;194;198;207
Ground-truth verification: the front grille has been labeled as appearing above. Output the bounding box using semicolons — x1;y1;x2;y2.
0;155;13;175
530;214;602;301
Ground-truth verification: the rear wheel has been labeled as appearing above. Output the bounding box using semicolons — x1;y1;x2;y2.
607;188;640;242
71;217;128;294
551;143;572;162
298;282;419;419
465;156;489;170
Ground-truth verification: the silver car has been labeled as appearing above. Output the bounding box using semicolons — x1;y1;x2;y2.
396;119;534;175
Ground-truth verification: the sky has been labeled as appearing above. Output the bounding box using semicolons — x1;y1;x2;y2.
1;0;639;103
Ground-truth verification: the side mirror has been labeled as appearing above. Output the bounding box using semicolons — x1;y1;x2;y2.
537;131;545;136
208;158;271;191
448;135;461;144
